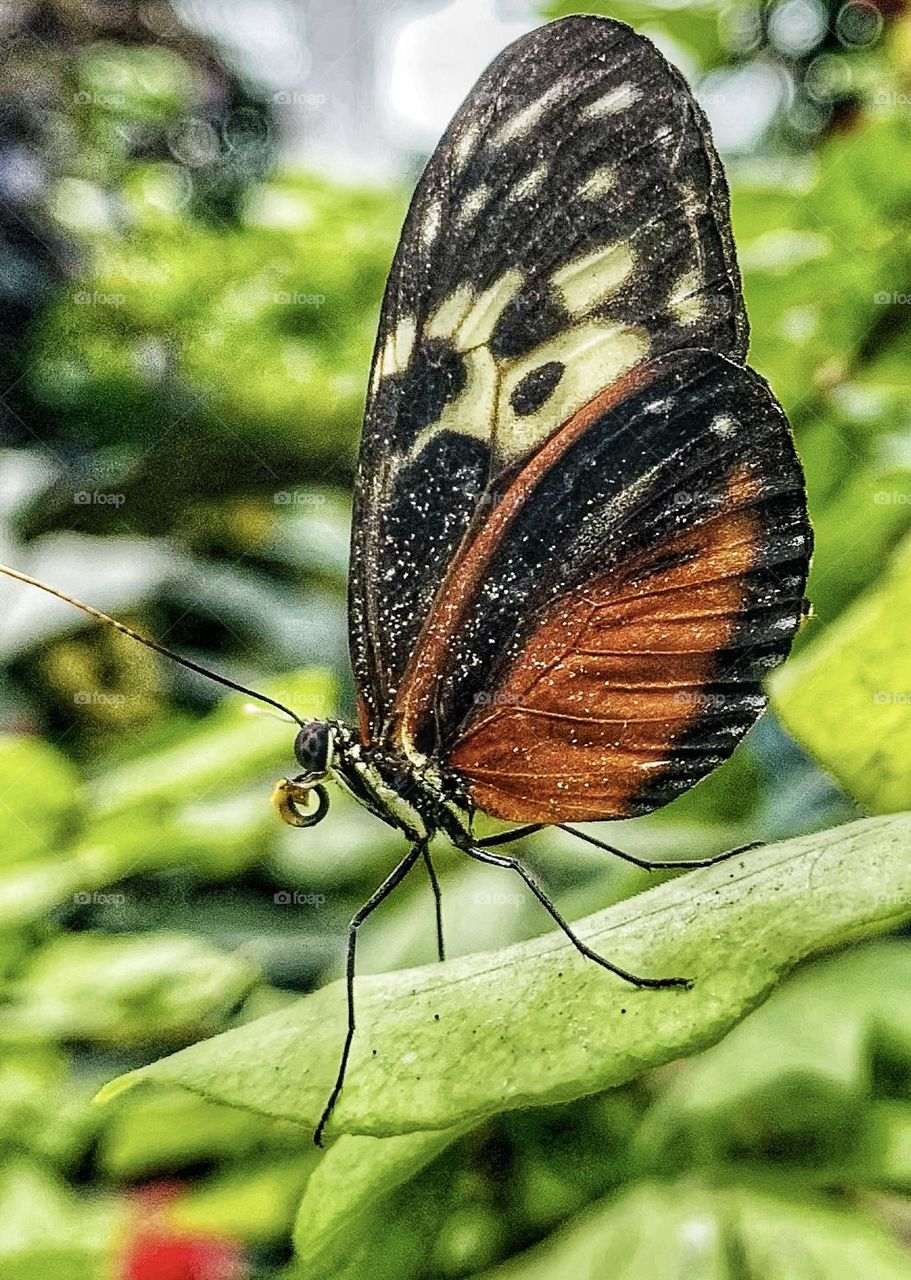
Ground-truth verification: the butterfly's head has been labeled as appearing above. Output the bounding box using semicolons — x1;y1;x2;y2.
272;720;339;828
293;720;336;778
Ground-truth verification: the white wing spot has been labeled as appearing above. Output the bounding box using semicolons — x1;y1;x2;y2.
421;195;442;246
510;163;548;202
582;83;641;119
669;268;706;325
455;182;491;228
408;346;498;464
551;243;635;316
578;164;616;200
379;315;417;376
711;414;737;437
425;284;474;341
456;269;525;350
496;321;648;463
452;120;482;170
491;79;568;146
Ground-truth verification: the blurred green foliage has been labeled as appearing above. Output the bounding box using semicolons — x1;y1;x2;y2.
0;0;910;1277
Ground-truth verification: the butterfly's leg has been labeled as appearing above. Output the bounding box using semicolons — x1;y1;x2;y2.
314;840;425;1147
476;824;546;848
423;845;445;962
478;823;759;870
559;826;762;871
461;843;692;990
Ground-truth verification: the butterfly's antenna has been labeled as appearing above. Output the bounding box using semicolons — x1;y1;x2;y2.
0;563;306;728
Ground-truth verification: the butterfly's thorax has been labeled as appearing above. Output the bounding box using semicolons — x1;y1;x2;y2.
329;724;471;842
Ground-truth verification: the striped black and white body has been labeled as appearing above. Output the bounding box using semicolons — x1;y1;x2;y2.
282;720;473;845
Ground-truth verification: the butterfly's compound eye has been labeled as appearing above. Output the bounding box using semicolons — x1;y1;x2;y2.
293;721;332;776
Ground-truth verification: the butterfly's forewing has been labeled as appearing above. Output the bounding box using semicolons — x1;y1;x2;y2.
349;15;749;741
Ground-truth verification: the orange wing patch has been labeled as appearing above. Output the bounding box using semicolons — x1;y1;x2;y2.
448;469;763;823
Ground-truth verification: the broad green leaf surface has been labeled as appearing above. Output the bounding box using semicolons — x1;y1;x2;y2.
294;941;911;1278
635;941;911;1177
100;814;911;1137
98;1086;299;1178
293;1130;465;1278
472;1179;911;1280
772;534;911;814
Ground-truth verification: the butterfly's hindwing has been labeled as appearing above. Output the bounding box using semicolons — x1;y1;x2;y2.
349;15;750;739
421;350;812;823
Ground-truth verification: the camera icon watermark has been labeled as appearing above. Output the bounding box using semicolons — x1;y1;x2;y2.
274;890;327;907
272;91;327;108
873;491;911;505
74;690;127;707
74;491;126;507
73;890;126;906
474;889;525;907
273;290;327;307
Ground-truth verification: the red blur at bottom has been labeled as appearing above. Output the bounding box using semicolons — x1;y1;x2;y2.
123;1236;246;1280
120;1185;247;1280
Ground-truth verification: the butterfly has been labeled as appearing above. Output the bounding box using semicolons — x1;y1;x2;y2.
270;14;812;1142
1;15;811;1146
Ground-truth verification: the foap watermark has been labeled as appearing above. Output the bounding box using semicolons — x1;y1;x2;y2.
674;690;737;709
74;490;125;507
273;289;326;307
473;690;524;708
272;90;327;109
273;490;330;507
73;90;126;108
73;289;125;307
873;691;911;705
474;889;525;907
874;291;911;305
274;890;327;907
873;91;911;109
467;473;572;515
73;890;126;906
873;491;911;505
74;690;128;707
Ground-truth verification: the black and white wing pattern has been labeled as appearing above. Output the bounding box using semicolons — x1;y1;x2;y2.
349;15;749;742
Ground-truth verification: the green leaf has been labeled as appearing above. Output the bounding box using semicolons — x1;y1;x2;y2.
97;1086;299;1179
0;1158;120;1280
293;1130;464;1279
0;933;259;1048
170;1153;317;1246
635;941;911;1177
470;1179;911;1279
99;814;911;1136
772;534;911;813
0;737;80;868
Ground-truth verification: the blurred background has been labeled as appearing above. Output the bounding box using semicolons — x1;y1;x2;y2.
0;0;910;1277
